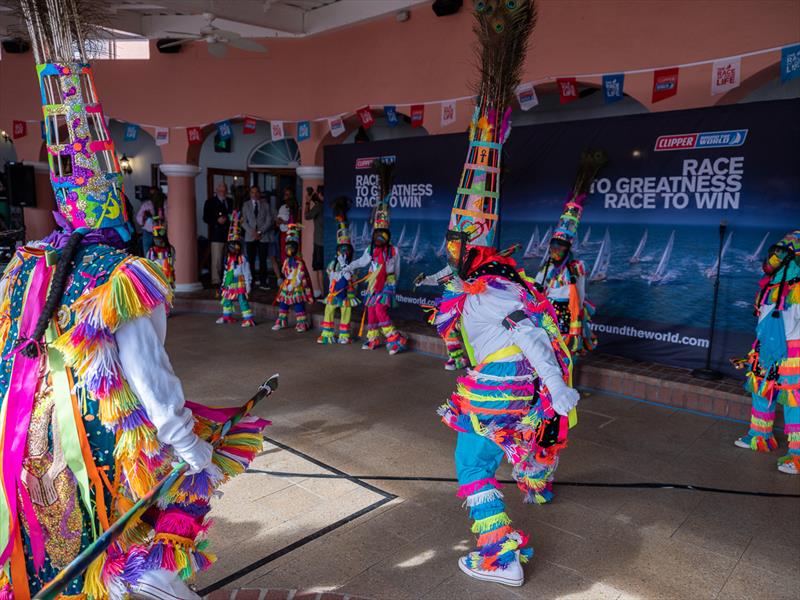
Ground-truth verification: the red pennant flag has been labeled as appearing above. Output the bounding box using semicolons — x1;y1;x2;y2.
12;120;27;139
652;67;679;103
556;78;578;104
410;104;425;128
243;117;257;135
187;127;202;144
356;106;375;129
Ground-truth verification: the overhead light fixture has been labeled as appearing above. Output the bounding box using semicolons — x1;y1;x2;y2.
396;10;410;22
119;154;133;175
632;149;642;158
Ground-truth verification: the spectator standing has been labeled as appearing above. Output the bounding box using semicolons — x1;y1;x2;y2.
304;185;325;298
276;187;299;263
203;182;233;289
136;186;166;256
242;185;280;289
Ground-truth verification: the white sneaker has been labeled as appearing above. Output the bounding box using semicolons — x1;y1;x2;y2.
444;359;457;371
129;569;201;600
458;554;524;587
778;462;798;475
734;437;751;449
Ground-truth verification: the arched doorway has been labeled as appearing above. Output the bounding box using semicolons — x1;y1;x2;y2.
248;138;301;213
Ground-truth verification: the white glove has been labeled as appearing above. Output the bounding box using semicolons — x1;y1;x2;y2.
171;433;214;475
549;384;580;417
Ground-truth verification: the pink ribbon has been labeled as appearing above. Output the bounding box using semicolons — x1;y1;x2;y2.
0;256;52;569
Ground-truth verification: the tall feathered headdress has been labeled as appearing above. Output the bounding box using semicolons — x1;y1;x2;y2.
333;195;352;245
447;0;536;248
552;149;608;245
372;159;395;231
18;0;131;240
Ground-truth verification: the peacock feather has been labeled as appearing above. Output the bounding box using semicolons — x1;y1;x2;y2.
572;149;608;197
371;159;396;201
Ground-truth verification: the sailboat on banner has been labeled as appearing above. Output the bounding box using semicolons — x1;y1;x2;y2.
582;226;592;247
524;227;540;258
396;224;407;247
746;232;771;262
437;236;446;257
589;229;611;282
405;224;423;263
360;221;370;245
629;229;648;264
645;230;676;285
531;227;551;256
704;231;733;278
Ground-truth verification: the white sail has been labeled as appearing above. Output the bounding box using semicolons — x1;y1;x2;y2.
524;227;540;257
407;224;422;262
590;229;611;282
629;229;648;264
437;236;446;256
396;224;407;247
360;221;369;243
582;226;592;246
705;231;733;278
746;232;770;262
647;230;675;284
533;227;552;255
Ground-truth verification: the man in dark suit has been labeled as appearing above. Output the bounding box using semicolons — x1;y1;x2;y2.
242;185;277;289
203;182;232;288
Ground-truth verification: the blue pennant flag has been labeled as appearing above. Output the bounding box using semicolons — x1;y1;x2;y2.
603;74;625;104
124;123;139;141
781;44;800;83
216;120;233;140
385;105;398;127
297;120;311;141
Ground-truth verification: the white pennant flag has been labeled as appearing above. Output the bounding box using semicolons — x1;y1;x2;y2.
271;120;285;141
154;127;170;146
440;100;457;127
329;117;345;138
711;57;741;95
515;83;538;111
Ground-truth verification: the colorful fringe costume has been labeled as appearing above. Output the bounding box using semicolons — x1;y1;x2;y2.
146;217;175;290
434;0;579;584
737;230;800;474
218;212;254;327
534;151;607;355
274;224;313;333
344;160;407;354
0;5;268;595
418;265;468;370
318;206;358;344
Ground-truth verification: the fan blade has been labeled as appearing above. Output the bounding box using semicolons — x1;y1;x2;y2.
163;31;202;38
207;41;228;58
225;36;266;53
158;39;190;49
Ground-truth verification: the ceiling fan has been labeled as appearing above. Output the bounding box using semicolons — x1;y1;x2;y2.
160;13;267;58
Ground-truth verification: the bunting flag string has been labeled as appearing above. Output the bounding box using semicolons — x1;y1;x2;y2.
7;42;796;143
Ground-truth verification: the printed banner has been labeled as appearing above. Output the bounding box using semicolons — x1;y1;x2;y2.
297;120;311;141
154;127;169;146
124;123;139;141
440;101;457;127
187;126;202;144
323;99;800;376
711;57;741;95
603;74;625;104
515;83;538;111
385;105;399;127
271;120;285;141
329;117;346;138
652;67;680;103
243;117;257;135
12;120;26;139
357;106;375;129
557;78;578;104
216;120;233;140
410;104;425;128
781;44;800;83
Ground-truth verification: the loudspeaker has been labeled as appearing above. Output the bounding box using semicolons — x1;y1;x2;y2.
6;163;36;208
156;39;182;54
2;39;30;54
432;0;463;16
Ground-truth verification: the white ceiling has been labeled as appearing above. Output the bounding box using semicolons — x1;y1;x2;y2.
0;0;431;40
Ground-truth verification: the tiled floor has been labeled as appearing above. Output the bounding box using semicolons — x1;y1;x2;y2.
166;311;799;600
